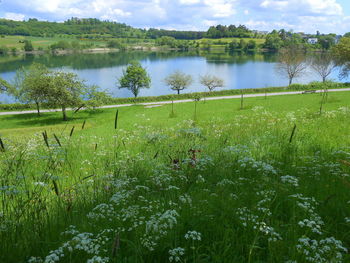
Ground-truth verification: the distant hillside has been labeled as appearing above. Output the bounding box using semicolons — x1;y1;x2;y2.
0;18;256;40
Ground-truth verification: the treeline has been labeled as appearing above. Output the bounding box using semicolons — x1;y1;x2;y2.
146;29;205;40
0;18;145;38
0;18;257;40
205;25;253;38
263;29;338;51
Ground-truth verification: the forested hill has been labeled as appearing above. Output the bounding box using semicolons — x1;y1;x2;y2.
0;18;146;38
0;17;254;39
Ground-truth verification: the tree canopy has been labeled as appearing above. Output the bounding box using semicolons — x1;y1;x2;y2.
165;71;193;95
200;75;224;92
276;45;308;86
332;37;350;79
118;61;151;98
13;63;51;115
47;71;86;121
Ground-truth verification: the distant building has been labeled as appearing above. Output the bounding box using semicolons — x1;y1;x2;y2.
307;38;318;44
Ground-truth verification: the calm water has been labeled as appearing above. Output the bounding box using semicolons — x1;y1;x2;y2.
0;51;343;103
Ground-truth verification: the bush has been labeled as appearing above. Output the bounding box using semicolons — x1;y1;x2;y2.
0;46;9;55
24;40;34;52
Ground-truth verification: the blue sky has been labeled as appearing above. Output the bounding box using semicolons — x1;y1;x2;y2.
0;0;349;34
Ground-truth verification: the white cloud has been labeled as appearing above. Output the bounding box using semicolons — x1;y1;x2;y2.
260;0;343;16
179;0;201;5
0;0;348;34
4;12;25;21
204;0;237;17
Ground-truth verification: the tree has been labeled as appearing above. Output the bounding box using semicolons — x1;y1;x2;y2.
276;45;308;86
0;78;11;93
85;85;112;109
23;40;33;52
332;37;350;79
48;71;86;121
199;74;224;92
118;61;151;98
264;31;283;51
13;63;51;116
318;35;335;50
164;71;193;95
311;52;337;82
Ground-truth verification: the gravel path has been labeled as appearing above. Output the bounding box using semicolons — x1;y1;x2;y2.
1;88;349;116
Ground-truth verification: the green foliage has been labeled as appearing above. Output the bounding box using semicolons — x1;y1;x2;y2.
85;85;113;109
156;36;177;47
264;31;284;50
13;63;51;115
23;40;34;51
118;61;151;98
106;39;126;50
1;92;350;262
165;71;193;95
0;77;11;92
206;24;252;38
50;40;71;50
0;46;9;55
48;71;86;120
318;35;336;50
332;37;350;79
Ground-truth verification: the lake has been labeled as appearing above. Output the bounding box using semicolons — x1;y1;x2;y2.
0;50;343;103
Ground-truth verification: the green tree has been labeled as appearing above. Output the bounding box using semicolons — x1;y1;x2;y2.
165;71;193;95
264;31;283;51
318;35;336;50
246;40;257;50
23;40;34;52
47;71;86;121
199;74;224;92
85;85;112;109
0;78;11;93
13;63;51;116
118;61;151;98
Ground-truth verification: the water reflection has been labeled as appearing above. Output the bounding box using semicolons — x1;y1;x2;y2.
0;51;341;103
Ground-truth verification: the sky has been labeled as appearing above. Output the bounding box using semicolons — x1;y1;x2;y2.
0;0;350;34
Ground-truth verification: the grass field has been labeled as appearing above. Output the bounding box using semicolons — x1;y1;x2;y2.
0;35;78;49
1;92;350;262
0;35;163;51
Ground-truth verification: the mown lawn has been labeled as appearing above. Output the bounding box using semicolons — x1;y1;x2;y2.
1;92;350;263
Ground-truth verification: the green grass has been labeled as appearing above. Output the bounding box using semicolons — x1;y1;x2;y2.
1;92;350;263
1;81;348;112
0;35;160;51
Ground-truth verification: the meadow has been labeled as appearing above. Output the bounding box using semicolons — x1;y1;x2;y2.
1;92;350;263
0;35;155;51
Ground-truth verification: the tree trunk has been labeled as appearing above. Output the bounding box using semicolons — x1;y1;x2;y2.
35;102;41;116
62;106;67;121
322;76;326;83
289;78;293;86
177;90;180;95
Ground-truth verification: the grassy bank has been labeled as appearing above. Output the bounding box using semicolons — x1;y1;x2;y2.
0;92;350;262
0;81;349;112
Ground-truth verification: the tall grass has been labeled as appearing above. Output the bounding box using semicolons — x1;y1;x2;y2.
0;94;350;262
